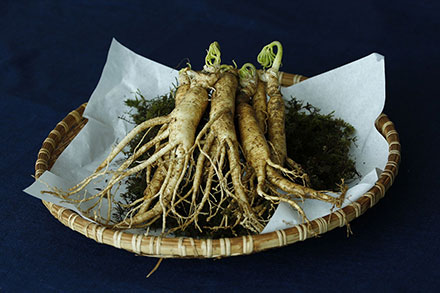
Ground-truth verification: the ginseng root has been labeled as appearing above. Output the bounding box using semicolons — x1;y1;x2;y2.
236;63;346;224
252;75;268;134
48;42;222;230
114;43;224;229
182;70;264;233
257;41;311;188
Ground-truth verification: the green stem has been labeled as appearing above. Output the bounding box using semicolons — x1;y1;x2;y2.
204;41;221;71
219;60;237;73
257;41;283;72
238;63;257;81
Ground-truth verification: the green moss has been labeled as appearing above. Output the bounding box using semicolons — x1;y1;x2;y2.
124;89;176;124
284;98;359;190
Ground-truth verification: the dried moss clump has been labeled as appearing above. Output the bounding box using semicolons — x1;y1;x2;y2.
285;98;359;190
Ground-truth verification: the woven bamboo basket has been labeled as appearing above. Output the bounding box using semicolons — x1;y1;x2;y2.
35;72;400;258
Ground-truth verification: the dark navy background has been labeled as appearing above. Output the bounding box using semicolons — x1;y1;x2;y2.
1;0;439;291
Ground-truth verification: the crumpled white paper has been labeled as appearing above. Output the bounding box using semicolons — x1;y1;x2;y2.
24;39;388;235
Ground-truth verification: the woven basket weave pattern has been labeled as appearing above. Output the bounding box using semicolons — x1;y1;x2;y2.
35;73;400;258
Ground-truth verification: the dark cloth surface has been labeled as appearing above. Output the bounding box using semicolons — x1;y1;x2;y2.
1;0;439;291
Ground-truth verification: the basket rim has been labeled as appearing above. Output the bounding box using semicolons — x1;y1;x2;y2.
35;72;401;258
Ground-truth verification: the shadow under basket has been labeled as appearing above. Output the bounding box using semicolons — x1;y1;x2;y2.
34;72;401;259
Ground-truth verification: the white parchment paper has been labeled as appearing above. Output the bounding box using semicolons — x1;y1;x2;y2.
24;39;388;234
